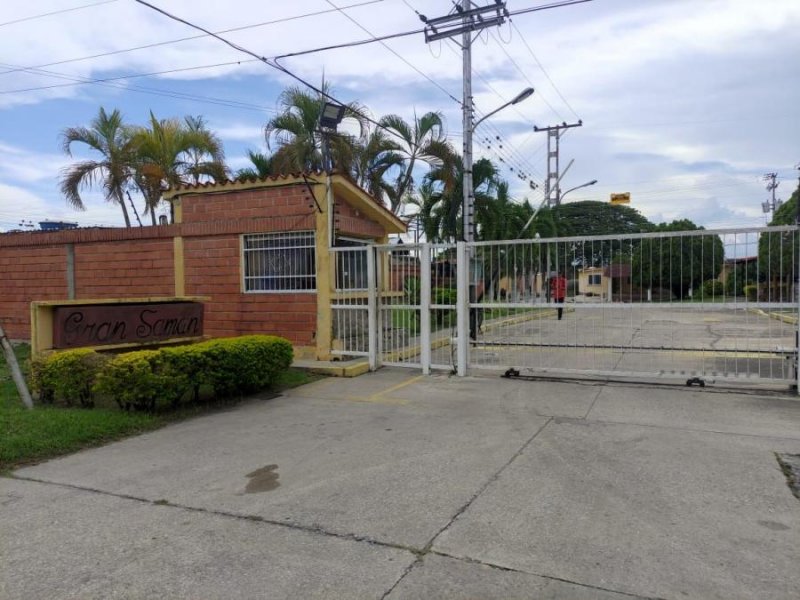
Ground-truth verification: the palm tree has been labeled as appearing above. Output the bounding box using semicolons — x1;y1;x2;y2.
60;107;137;227
183;115;226;184
379;111;451;213
351;129;404;206
235;150;274;180
132;112;227;224
414;152;501;243
264;83;367;175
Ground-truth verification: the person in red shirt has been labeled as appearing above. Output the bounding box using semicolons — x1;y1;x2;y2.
549;271;567;320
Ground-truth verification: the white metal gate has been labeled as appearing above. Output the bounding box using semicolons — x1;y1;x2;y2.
331;226;800;390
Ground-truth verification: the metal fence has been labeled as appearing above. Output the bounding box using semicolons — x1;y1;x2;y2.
468;226;799;386
329;226;800;390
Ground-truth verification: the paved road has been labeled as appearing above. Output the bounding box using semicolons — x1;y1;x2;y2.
466;304;796;385
3;369;800;599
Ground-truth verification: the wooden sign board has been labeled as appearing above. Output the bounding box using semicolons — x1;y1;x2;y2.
52;302;204;349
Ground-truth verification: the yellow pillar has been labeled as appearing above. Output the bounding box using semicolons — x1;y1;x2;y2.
173;236;185;297
315;186;333;361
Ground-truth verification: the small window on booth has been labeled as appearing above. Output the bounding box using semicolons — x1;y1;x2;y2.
335;237;373;291
242;231;316;292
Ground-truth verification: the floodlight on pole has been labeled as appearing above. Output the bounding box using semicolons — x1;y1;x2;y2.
320;102;346;129
319;101;346;251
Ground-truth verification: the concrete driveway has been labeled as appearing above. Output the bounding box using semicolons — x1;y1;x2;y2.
3;369;800;599
469;305;796;384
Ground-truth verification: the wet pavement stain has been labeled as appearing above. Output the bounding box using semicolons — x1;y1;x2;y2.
757;520;790;531
244;464;280;493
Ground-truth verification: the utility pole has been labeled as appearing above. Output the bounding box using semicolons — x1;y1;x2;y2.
421;1;508;242
762;172;781;220
534;121;582;207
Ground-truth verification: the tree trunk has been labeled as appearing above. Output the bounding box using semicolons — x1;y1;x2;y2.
117;190;132;227
0;321;33;409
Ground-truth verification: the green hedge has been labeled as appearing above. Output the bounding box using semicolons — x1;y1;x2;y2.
32;335;293;412
30;348;108;408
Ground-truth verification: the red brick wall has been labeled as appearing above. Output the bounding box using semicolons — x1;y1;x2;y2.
0;182;394;347
184;235;317;345
0;245;67;339
74;239;174;299
181;184;317;223
335;196;386;239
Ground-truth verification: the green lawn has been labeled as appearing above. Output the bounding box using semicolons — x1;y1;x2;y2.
1;344;319;472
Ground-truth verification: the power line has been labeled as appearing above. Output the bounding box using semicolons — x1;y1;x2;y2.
0;0;118;28
0;61;278;113
130;0;591;180
0;0;388;77
439;37;544;181
487;28;564;121
323;0;462;106
508;18;580;120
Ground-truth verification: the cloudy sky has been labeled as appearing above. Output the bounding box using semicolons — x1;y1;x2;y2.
1;0;798;232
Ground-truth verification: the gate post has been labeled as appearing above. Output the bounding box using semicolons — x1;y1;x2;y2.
420;244;432;375
796;226;800;395
456;242;469;376
367;246;379;371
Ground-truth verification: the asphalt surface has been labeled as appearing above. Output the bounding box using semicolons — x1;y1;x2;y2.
3;369;800;599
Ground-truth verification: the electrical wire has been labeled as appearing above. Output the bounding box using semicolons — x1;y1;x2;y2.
509;18;581;121
0;0;389;77
323;0;462;106
0;62;277;115
0;61;284;113
0;0;118;28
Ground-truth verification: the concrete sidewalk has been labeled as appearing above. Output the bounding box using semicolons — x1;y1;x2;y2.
3;370;800;599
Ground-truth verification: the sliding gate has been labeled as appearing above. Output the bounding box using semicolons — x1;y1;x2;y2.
331;226;800;389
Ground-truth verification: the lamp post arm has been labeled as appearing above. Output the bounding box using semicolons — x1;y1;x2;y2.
474;101;511;130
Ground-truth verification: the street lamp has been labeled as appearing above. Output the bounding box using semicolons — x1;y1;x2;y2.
473;87;534;130
464;87;534;243
560;179;598;203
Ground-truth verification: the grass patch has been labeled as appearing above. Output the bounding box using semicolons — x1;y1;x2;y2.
1;345;319;472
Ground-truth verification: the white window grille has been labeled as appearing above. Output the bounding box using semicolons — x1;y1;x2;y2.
243;231;316;292
335;238;372;291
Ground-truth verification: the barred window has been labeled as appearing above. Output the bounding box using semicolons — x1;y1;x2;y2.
243;232;316;292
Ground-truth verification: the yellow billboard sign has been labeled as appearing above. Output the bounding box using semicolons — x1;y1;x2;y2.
610;193;630;205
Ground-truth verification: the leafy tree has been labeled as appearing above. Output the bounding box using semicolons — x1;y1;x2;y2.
757;183;800;299
132;112;227;224
59;107;137;227
551;201;652;237
543;201;655;272
724;259;759;296
632;219;724;299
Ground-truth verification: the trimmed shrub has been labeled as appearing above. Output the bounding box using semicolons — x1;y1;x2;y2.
30;349;108;408
195;335;293;398
701;279;723;298
52;335;294;412
744;284;758;301
93;350;177;412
